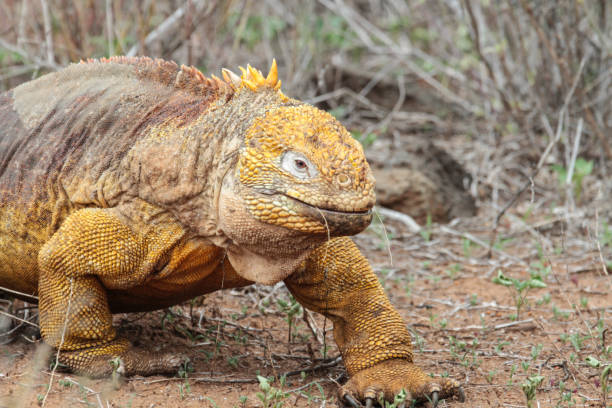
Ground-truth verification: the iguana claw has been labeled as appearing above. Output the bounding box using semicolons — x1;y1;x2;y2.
457;386;466;402
339;359;465;407
343;393;361;407
432;390;439;407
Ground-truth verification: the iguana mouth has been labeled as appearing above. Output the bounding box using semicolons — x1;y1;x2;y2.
282;193;373;236
282;194;372;216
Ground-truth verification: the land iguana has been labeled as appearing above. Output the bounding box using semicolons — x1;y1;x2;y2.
0;57;464;406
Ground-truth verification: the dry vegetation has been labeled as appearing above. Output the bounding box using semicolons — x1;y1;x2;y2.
0;1;611;407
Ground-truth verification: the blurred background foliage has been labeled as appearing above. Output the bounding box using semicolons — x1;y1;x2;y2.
0;0;610;207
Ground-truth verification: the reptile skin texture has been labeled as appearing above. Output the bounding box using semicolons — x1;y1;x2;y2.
0;57;464;405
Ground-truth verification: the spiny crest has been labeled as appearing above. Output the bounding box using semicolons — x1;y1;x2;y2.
78;56;231;97
77;56;283;98
221;59;282;92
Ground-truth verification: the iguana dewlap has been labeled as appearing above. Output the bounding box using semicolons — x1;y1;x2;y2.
0;57;463;406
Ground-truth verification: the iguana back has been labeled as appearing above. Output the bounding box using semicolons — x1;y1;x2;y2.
0;57;230;294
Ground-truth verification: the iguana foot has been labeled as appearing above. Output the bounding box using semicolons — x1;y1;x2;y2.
339;359;464;407
57;338;187;378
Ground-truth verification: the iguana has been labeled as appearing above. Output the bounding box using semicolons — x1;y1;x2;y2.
0;57;464;406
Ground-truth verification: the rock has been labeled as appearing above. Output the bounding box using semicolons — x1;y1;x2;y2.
373;167;447;223
367;136;476;224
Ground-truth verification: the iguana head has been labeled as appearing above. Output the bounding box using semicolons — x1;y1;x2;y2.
219;61;375;239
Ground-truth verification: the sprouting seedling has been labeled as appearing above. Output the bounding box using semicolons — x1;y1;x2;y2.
256;375;289;408
276;295;302;343
378;388;409;408
585;356;611;405
522;375;544;408
420;213;433;242
492;270;546;320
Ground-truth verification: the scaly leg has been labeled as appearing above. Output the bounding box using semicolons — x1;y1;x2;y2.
38;208;185;377
285;237;465;406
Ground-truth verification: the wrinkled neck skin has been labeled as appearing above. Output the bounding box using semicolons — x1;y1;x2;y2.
125;89;325;285
216;170;330;285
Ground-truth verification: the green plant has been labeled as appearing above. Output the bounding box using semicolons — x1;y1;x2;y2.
410;328;425;353
557;380;575;407
256;375;289;408
227;355;240;368
492;270;546;320
521;360;530;373
530;344;543;361
420;214;433;242
448;336;480;368
110;356;122;390
177;358;193;400
350;130;377;148
494;340;510;355
568;333;589;352
600;221;612;248
585;356;611;405
238;395;248;408
595;318;611;357
205;396;220;408
522;375;544;408
378;388;409;408
448;336;467;358
403;273;415;296
551;158;593;201
276;295;302;343
508;364;517;386
536;292;551;305
445;263;461;280
493;236;514;250
178;381;191;400
462;237;473;257
552;304;570;320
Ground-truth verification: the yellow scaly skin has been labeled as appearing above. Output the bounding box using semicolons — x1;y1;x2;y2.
0;57;464;405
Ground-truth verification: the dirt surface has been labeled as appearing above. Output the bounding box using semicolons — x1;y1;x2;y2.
1;191;611;407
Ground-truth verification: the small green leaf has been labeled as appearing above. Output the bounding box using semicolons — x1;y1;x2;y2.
585;356;601;368
492;271;514;286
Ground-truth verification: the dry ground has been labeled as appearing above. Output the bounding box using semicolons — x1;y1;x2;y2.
1;152;610;407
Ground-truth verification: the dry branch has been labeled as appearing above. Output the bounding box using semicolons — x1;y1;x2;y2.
39;0;54;65
0;38;59;70
126;0;215;57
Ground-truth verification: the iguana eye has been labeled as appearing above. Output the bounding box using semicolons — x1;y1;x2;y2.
281;151;317;179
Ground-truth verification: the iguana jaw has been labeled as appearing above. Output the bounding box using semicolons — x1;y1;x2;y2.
279;192;373;236
246;185;373;236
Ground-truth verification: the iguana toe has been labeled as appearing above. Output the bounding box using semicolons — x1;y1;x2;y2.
57;338;187;378
339;359;464;407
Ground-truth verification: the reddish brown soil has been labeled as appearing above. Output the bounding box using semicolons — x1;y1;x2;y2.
1;207;610;408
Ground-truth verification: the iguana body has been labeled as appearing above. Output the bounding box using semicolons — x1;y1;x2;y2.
0;57;463;405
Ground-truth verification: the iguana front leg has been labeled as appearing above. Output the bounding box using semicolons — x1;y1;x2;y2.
284;237;465;407
38;207;184;377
